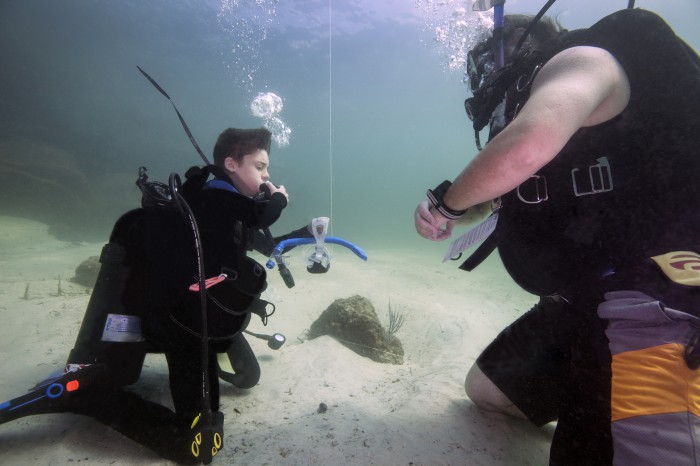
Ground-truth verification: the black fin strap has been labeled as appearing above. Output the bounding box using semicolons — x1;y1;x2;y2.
137;66;211;166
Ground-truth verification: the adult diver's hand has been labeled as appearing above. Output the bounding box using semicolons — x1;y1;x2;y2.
415;198;455;241
263;181;289;201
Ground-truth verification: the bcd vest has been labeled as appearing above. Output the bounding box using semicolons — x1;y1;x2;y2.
467;9;700;297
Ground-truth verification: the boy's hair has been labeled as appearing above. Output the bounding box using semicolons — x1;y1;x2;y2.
212;127;272;168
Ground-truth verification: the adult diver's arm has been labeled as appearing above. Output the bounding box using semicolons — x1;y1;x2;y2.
417;46;630;240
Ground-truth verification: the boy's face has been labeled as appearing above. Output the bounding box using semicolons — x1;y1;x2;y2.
224;149;270;196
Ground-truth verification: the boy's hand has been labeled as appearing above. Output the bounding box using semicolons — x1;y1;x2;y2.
262;181;289;201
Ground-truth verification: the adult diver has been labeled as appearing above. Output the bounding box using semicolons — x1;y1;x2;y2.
0;68;366;464
415;0;700;464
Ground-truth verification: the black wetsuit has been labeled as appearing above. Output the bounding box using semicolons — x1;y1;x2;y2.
472;9;700;465
26;167;310;464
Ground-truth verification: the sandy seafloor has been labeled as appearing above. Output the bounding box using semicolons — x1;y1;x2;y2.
0;215;553;465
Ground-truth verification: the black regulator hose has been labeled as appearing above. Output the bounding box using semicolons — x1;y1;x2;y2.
223;333;261;389
169;173;223;464
169;174;211;416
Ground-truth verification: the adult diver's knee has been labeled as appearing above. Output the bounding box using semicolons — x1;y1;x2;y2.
465;363;527;419
464;363;489;405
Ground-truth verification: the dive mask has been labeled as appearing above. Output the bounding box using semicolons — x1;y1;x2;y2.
465;41;499;132
466;45;496;92
464;62;509;131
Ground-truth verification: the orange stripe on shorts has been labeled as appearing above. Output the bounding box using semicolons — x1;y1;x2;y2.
611;343;700;421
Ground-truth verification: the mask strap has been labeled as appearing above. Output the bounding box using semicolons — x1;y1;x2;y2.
512;0;558;56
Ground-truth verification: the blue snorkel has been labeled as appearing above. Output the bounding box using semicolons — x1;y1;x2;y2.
266;236;368;270
265;216;367;289
493;2;506;69
265;217;367;288
472;0;506;71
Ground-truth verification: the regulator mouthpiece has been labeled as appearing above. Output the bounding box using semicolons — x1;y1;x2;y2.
307;217;331;273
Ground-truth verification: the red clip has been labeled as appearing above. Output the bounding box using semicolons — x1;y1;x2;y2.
189;274;227;292
66;380;80;392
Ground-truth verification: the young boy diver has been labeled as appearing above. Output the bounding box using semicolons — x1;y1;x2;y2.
0;126;315;465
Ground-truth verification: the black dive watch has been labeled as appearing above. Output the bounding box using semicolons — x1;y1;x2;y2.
426;180;469;220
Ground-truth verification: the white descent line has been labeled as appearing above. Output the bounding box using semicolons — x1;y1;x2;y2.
328;0;334;233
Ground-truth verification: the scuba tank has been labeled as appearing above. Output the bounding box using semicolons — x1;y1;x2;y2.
66;211;147;387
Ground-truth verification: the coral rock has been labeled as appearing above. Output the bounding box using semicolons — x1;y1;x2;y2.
72;256;101;288
309;295;404;364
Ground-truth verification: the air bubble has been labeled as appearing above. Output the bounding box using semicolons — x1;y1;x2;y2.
250;92;290;147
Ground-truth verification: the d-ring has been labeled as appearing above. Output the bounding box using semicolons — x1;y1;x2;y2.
517;64;542;92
